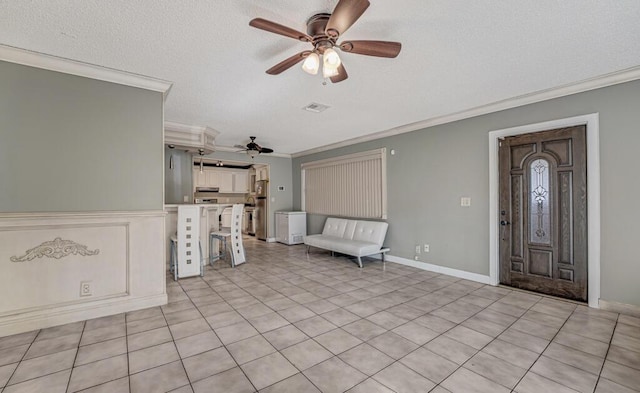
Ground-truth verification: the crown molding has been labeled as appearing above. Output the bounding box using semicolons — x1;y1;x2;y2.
215;145;292;159
164;121;219;136
0;44;173;97
292;65;640;158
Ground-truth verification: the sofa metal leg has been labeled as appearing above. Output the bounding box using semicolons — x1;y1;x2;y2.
357;257;363;268
306;245;310;254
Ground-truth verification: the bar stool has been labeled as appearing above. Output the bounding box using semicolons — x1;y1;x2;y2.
170;205;204;280
210;204;246;267
209;230;231;263
228;204;246;267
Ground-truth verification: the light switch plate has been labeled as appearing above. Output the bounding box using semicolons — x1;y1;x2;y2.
461;197;471;207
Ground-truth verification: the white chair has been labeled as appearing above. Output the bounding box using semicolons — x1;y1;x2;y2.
210;204;246;267
229;204;246;266
170;205;204;280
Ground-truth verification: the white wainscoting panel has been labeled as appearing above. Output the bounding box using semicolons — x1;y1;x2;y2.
0;211;167;336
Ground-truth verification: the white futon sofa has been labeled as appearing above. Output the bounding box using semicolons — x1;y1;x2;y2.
304;217;390;268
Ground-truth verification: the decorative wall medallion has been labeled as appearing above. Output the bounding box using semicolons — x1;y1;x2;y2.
10;237;100;262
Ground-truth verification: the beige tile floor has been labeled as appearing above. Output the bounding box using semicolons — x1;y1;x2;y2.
1;238;639;392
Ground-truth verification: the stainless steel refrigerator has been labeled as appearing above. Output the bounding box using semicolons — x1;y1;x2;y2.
255;180;268;240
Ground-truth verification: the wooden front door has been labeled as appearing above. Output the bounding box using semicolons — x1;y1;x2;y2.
499;126;587;301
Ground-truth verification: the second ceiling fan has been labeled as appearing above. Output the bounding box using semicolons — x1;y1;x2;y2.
249;0;401;83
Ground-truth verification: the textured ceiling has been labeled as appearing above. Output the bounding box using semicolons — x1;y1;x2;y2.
2;1;640;154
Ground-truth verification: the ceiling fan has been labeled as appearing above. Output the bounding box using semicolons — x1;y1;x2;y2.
235;136;274;159
249;0;401;83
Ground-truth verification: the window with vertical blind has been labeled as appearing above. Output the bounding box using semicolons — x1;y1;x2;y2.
302;148;387;219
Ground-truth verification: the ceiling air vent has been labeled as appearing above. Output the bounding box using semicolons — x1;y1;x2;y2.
303;102;330;113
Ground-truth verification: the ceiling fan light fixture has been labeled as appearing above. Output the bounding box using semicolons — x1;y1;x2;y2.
322;63;339;78
301;52;320;75
323;48;341;69
247;149;259;159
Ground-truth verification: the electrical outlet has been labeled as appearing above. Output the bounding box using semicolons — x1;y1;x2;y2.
461;197;471;207
414;255;419;261
80;281;92;297
424;244;430;253
415;245;421;254
183;195;189;202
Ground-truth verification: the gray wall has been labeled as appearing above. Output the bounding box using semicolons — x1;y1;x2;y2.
165;148;193;204
0;61;164;212
165;149;293;237
293;79;640;307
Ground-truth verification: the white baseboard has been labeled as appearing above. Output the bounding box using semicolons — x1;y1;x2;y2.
599;299;640;318
266;238;276;243
384;254;493;285
0;293;167;337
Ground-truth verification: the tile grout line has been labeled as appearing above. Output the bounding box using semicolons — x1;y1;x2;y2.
162;280;218;391
64;321;87;393
500;297;585;393
205;253;501;391
2;327;43;389
125;311;132;393
192;262;509;392
591;313;620;391
363;284;513;392
183;271;260;392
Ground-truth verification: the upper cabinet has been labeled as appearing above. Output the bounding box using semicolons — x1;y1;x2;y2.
165;122;219;155
194;170;208;187
193;168;249;194
234;172;249;193
255;166;269;181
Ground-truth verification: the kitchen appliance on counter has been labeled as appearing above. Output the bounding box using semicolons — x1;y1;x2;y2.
194;187;219;204
255;180;268;240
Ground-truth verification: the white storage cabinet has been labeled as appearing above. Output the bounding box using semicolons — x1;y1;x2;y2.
275;211;307;245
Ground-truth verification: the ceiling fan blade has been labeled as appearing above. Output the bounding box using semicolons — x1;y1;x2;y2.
266;51;311;75
339;40;402;58
259;147;274;154
234;144;247;150
249;18;312;42
330;63;348;83
325;0;370;39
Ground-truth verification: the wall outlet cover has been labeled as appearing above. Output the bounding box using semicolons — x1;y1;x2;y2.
80;281;92;297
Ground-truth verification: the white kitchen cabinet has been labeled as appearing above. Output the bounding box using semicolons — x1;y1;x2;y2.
193;169;208;187
234;172;249;193
275;211;307;245
206;171;220;187
256;167;269;181
219;172;234;193
193;168;250;194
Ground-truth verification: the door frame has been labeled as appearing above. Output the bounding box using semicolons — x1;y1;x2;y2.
488;113;600;307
